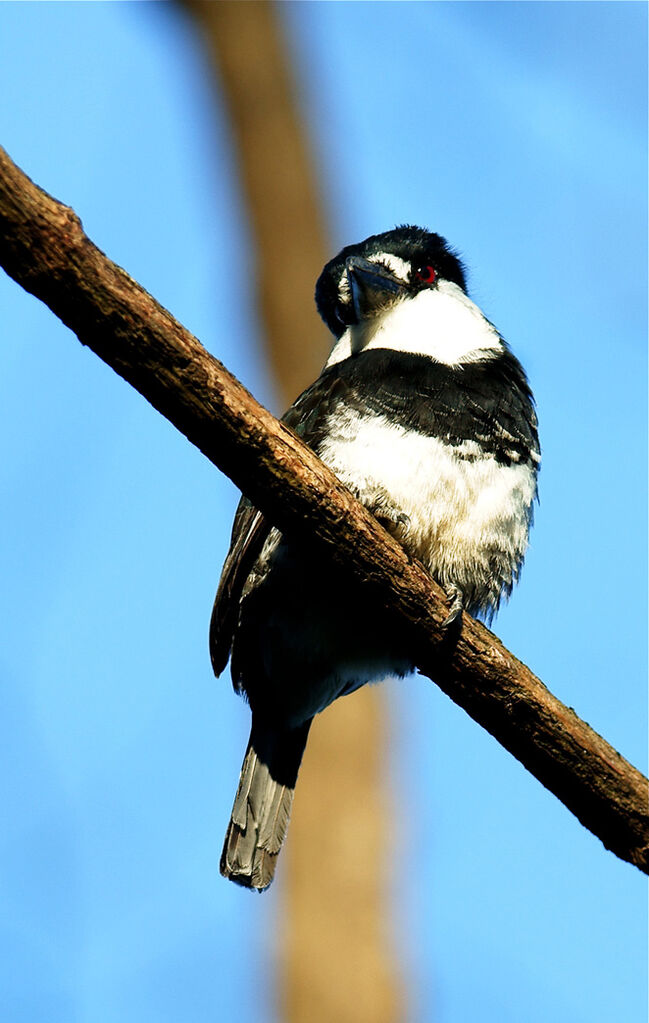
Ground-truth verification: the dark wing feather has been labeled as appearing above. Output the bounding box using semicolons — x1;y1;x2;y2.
279;373;354;448
210;499;270;677
209;372;347;678
305;349;540;466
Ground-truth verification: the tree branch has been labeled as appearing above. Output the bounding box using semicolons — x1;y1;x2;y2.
1;145;646;874
178;4;401;1015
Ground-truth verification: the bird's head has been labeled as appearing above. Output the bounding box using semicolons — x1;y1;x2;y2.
315;226;467;339
315;226;503;368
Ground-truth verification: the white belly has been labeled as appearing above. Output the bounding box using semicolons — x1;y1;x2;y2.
318;411;536;613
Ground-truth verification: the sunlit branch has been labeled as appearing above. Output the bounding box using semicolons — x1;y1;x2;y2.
0;145;646;874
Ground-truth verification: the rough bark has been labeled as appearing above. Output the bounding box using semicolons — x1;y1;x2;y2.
0;145;647;876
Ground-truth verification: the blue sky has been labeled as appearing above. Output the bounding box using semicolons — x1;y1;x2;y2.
0;3;646;1022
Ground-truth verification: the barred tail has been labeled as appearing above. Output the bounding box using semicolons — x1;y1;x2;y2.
220;719;311;891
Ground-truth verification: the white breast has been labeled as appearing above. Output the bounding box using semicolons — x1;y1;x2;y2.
318;411;536;609
326;280;504;369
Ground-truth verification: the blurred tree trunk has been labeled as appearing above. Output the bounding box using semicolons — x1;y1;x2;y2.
176;3;403;1021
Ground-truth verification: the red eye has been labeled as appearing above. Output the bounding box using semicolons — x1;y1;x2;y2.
415;265;436;284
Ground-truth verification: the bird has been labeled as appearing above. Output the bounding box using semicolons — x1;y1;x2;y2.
211;225;540;890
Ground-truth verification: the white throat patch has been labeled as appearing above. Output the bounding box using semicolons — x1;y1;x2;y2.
326;280;503;368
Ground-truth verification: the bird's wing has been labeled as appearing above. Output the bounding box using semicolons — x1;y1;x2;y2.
209;498;270;677
299;348;539;465
279;370;351;446
209;370;348;679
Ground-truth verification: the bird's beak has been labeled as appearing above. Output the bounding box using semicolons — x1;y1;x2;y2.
345;256;408;323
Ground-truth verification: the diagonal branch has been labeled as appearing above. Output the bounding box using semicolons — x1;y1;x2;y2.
0;145;646;874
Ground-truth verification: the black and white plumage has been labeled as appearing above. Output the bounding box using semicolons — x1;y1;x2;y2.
212;226;540;890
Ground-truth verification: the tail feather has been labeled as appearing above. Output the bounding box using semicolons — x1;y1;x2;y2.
221;720;311;891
